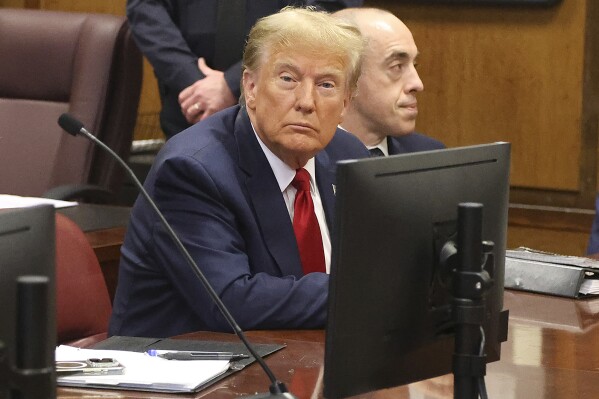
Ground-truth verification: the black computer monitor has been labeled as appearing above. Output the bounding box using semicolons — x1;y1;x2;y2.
324;142;510;399
0;205;56;399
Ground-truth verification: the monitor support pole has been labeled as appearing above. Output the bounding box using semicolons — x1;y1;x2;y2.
0;277;55;398
452;203;493;399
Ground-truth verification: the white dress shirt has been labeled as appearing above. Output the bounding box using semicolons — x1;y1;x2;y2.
252;127;332;273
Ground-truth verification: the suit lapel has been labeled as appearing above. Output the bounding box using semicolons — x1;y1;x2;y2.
234;109;303;278
387;136;403;155
315;150;337;233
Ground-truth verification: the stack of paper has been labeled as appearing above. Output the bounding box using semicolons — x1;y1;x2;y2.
56;345;230;393
579;278;599;295
0;194;77;209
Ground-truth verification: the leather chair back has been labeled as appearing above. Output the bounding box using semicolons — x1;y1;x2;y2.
0;9;142;197
55;213;112;346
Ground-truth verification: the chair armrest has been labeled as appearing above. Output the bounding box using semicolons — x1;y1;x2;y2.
43;184;115;204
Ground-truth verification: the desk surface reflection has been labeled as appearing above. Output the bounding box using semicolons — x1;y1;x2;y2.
57;290;599;398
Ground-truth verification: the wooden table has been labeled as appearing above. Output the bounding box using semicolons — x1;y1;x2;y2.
56;290;599;398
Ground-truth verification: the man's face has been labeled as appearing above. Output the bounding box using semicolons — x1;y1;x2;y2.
243;47;351;169
351;17;423;138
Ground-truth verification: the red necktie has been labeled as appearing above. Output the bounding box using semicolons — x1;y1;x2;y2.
292;168;326;274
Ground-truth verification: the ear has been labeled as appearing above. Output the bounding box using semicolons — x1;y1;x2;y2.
338;91;352;123
242;70;258;109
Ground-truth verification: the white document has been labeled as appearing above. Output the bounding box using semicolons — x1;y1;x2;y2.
0;194;77;209
579;279;599;295
507;247;599;270
55;345;230;393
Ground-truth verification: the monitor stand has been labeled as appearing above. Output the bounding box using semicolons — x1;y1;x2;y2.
442;203;495;399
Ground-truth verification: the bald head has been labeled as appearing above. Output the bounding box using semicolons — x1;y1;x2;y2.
335;8;407;32
334;8;424;146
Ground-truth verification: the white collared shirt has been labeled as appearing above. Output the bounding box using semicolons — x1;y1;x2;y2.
366;137;389;157
337;124;389;156
252;127;332;274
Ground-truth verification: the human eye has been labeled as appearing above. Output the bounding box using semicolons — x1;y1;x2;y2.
390;62;404;72
277;73;297;88
320;81;335;89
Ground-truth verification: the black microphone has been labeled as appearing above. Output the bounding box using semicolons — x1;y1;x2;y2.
58;113;297;399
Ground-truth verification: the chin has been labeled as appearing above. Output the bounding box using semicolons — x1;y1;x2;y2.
289;135;325;151
399;122;417;135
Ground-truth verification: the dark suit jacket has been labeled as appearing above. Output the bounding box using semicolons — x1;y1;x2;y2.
109;105;369;337
127;0;363;137
387;133;445;155
587;195;599;255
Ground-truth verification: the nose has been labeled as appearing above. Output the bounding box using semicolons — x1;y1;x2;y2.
407;66;424;93
294;82;316;113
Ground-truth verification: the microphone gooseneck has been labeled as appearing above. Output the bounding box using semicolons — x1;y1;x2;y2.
58;113;295;398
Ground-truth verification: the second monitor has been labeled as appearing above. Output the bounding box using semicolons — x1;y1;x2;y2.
324;142;510;399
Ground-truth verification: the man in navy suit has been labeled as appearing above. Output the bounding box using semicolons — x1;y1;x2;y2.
334;8;444;155
109;7;368;337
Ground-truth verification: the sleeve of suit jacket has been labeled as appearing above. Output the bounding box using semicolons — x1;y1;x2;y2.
126;0;206;93
588;195;599;255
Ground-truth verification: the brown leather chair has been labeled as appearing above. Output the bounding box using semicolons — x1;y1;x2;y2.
55;212;112;346
0;9;142;202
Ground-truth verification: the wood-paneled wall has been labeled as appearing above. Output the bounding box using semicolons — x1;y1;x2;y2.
4;0;598;255
371;0;599;210
368;0;599;255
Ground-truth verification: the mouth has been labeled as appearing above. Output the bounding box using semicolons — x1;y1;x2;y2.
399;102;418;117
287;122;316;132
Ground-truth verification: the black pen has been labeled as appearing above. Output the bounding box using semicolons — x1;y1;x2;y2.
154;351;249;361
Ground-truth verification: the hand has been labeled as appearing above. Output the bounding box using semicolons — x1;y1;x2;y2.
179;58;237;124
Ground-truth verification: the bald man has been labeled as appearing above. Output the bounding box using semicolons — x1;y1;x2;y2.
335;8;444;156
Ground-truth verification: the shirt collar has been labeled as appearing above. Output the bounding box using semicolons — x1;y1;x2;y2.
252;123;316;192
366;137;389;157
338;125;389;156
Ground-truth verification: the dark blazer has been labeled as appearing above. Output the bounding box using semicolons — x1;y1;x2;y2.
387;133;446;155
109;105;369;337
127;0;363;137
587;195;599;255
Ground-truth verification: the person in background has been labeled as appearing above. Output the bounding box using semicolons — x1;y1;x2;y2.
334;7;445;156
127;0;363;139
587;196;599;256
109;7;368;338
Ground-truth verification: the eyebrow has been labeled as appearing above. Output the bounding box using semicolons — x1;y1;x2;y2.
274;61;299;73
274;61;344;81
385;50;420;63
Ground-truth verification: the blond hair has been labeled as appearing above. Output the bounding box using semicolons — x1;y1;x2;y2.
240;6;364;104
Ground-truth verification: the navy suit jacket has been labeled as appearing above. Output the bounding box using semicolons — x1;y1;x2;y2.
587;195;599;255
387;133;445;155
109;105;369;337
